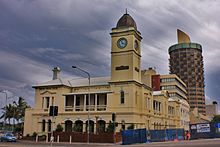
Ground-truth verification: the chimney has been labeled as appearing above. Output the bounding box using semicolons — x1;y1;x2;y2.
52;67;61;80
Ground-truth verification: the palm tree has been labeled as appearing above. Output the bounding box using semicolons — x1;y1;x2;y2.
13;97;30;122
0;96;30;132
0;104;16;125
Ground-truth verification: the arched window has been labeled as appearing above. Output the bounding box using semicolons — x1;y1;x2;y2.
65;120;73;132
73;120;83;132
42;119;46;132
120;90;125;104
48;119;51;132
86;120;94;133
97;120;106;133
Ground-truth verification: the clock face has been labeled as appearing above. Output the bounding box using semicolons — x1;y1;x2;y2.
134;40;138;50
117;38;127;49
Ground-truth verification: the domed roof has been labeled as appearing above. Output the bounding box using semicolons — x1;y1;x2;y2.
116;13;137;30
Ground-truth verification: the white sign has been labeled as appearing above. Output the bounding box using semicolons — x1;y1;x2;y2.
197;124;210;133
191;125;197;130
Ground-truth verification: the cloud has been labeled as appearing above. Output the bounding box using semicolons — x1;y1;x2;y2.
0;0;220;110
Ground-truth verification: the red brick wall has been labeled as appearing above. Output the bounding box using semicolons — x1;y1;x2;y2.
51;132;122;143
152;75;161;91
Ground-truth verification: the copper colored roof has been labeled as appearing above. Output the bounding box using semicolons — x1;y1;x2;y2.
116;13;137;30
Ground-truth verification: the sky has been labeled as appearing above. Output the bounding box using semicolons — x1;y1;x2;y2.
0;0;220;112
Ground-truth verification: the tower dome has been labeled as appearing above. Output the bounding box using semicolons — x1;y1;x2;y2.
116;13;137;30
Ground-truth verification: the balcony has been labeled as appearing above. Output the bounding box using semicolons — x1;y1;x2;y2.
64;105;107;112
86;105;95;111
65;106;74;111
75;105;84;111
65;93;107;112
97;105;107;111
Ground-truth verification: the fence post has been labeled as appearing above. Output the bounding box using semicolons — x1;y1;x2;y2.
46;135;48;143
35;135;38;142
57;135;59;143
70;135;72;144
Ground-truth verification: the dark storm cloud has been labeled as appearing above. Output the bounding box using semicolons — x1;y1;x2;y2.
0;0;220;111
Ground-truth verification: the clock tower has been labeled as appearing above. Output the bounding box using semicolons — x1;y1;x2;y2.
110;12;142;83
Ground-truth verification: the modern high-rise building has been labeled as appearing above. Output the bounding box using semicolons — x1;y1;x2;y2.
168;29;205;114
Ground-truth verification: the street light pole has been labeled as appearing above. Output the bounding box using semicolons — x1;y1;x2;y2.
0;90;8;131
72;66;91;143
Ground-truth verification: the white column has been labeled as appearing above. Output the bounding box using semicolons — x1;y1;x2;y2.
64;96;66;109
84;95;87;111
94;122;97;134
83;122;86;132
73;95;76;111
95;94;97;111
49;97;51;107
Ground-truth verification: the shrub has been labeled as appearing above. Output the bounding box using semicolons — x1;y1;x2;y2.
55;124;63;132
106;121;114;133
32;132;37;137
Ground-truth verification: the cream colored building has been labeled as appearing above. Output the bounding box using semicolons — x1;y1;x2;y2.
160;74;190;130
141;68;190;130
24;12;187;136
206;101;218;119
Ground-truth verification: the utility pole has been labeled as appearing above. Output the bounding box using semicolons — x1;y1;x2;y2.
0;90;8;131
50;97;54;147
72;66;91;143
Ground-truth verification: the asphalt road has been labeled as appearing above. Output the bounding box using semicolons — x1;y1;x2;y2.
0;138;220;147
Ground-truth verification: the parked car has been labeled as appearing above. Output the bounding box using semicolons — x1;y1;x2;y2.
0;133;17;142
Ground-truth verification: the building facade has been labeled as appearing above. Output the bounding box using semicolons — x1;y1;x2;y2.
168;29;205;114
143;68;190;130
24;13;187;136
206;101;218;119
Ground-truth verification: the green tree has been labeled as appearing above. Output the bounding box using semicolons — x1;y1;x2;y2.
0;104;16;125
13;97;30;133
211;115;220;123
106;121;114;133
13;97;30;122
55;124;63;132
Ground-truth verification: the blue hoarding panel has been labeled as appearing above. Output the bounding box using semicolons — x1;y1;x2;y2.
122;128;147;145
149;130;166;142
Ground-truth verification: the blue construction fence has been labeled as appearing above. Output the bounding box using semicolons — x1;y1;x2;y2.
122;128;185;145
122;128;147;145
150;129;185;142
190;122;220;139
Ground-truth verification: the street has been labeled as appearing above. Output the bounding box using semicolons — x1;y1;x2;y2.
1;138;220;147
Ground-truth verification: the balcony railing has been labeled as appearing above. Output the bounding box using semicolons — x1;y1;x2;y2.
75;105;84;111
64;105;107;112
97;105;107;111
86;105;95;111
65;106;74;111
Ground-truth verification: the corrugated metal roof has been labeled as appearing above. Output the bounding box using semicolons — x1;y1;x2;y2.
64;91;113;95
33;76;110;88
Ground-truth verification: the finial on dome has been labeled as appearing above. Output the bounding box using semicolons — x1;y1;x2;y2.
126;8;128;14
